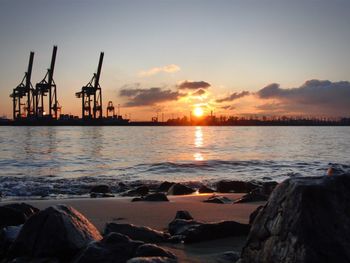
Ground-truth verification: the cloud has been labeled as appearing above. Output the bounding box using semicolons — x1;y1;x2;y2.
256;79;350;116
192;89;206;96
120;86;185;107
221;105;236;110
139;64;180;76
216;91;250;103
178;81;211;90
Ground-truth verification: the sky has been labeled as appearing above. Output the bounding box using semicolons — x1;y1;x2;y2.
0;0;350;120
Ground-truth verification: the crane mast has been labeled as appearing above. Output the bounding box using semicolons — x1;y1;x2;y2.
76;52;104;119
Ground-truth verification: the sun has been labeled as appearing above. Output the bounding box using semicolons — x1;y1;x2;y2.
193;107;204;117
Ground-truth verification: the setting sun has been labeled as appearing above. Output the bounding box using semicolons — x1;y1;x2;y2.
193;107;204;117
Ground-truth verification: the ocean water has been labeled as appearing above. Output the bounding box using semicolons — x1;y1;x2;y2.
0;126;349;198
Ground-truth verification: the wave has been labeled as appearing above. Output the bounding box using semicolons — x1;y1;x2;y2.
0;160;348;199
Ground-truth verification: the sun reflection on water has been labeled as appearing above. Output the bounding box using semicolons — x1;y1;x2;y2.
194;126;204;161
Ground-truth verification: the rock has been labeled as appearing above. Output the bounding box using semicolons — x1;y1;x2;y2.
132;197;144;202
261;181;278;196
234;192;268;203
134;244;176;259
74;233;143;263
105;223;169;243
7;257;60;263
198;185;215;193
0;203;39;228
157;182;175;192
123;186;149;197
167;183;195;195
127;257;177;263
4;203;40;218
216;180;258;193
239;175;350;263
144;193;169;202
216;251;240;263
183;221;250;243
174;210;193;220
168;219;202;236
90;192;115;198
0;225;22;259
90;185;111;194
248;205;263;225
203;195;233;204
10;205;102;260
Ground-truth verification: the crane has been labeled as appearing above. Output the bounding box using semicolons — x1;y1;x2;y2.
10;52;35;119
76;52;104;119
35;46;60;119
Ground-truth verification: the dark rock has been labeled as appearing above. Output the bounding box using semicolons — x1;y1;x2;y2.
134;244;176;259
144;193;169;202
239;175;350;263
4;203;40;218
10;205;102;260
203;195;233;204
261;181;278;195
127;257;177;263
157;182;175;192
167;183;195;195
74;233;143;263
174;210;193;220
123;186;149;197
132;197;144;202
233;192;268;203
168;219;202;236
0;207;26;229
216;180;258;193
183;221;250;243
90;185;111;194
248;205;264;225
90;192;115;198
0;225;22;259
216;251;240;263
8;257;60;263
0;203;39;228
105;223;169;243
198;185;215;193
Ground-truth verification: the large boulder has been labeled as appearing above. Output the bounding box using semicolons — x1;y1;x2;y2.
10;205;102;260
157;182;175;192
239;175;350;263
167;184;195;195
105;223;169;243
216;180;258;193
132;193;169;202
0;203;39;228
134;244;176;259
74;233;143;263
183;221;250;243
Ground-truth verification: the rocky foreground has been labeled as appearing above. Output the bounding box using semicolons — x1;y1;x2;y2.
1;174;350;262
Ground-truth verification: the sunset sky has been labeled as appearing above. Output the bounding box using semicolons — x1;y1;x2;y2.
1;0;350;120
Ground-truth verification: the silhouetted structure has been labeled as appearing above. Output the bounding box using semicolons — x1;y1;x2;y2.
10;52;35;119
106;101;115;117
76;52;104;119
35;46;60;119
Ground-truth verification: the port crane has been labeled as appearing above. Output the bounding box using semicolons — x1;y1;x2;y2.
76;52;104;119
35;46;60;119
10;52;35;119
106;101;115;117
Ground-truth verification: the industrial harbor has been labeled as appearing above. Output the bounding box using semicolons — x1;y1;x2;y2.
1;46;349;126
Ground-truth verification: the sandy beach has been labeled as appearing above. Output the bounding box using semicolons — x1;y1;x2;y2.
2;194;263;262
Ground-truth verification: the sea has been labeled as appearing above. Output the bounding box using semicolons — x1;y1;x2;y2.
0;126;349;199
